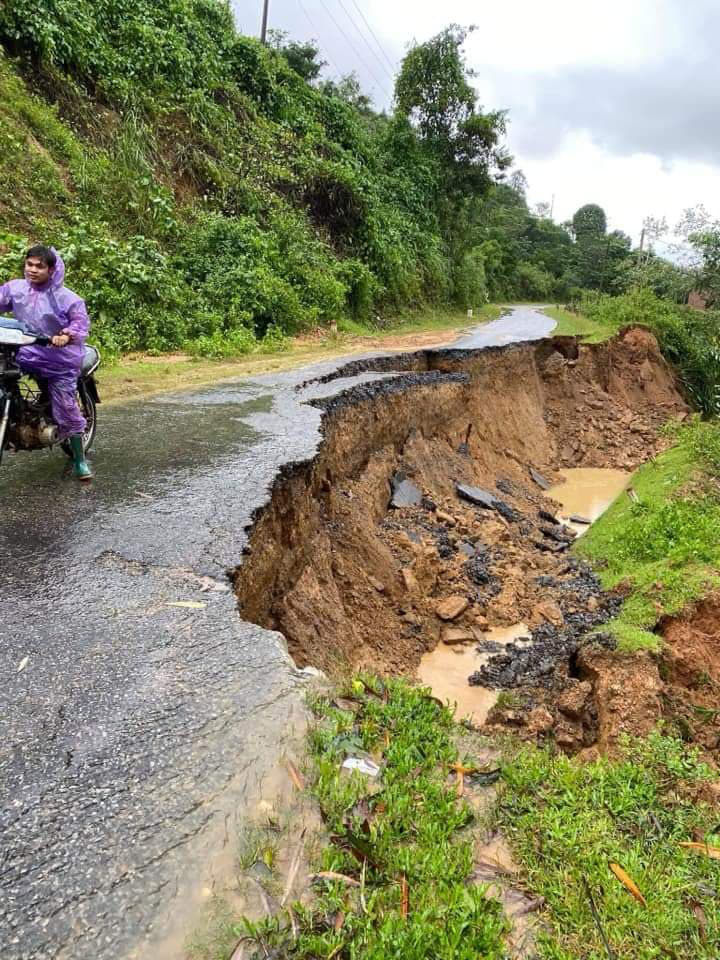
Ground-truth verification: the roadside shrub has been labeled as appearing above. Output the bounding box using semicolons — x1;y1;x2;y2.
185;326;258;359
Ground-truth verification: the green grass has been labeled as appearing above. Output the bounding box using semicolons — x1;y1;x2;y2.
211;677;508;960
542;306;621;343
193;679;720;960
575;420;720;650
497;734;720;958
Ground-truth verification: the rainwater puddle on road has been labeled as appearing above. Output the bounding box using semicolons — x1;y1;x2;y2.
547;467;630;535
417;623;531;723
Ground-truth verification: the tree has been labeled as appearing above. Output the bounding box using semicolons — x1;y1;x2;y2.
319;73;373;115
571;203;607;240
394;25;510;221
267;29;326;83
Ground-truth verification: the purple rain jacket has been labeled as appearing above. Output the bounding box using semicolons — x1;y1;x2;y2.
0;249;90;372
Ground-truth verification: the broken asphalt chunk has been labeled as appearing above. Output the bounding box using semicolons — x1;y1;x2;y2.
390;472;422;508
569;513;592;525
456;482;499;509
529;467;551;490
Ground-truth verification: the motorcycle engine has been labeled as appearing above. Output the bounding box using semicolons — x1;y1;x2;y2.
14;413;59;449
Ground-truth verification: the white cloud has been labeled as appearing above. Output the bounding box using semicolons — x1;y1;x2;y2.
519;131;720;242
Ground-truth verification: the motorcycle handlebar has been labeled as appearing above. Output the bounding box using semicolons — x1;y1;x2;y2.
34;335;51;346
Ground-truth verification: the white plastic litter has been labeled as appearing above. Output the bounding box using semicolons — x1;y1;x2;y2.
342;757;380;777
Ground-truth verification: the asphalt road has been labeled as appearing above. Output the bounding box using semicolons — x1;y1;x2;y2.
0;306;555;960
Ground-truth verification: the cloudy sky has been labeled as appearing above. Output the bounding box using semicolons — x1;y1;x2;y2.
234;0;720;242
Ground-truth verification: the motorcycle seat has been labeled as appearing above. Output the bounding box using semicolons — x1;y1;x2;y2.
81;345;100;376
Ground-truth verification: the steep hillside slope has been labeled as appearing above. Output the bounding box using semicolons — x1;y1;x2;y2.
0;3;503;355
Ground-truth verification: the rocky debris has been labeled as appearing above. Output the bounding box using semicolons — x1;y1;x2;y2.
432;525;455;558
455;482;520;523
556;680;592;720
529;467;551;490
368;576;385;593
533;538;569;554
538;508;560;525
495;501;521;523
540;523;575;545
390;472;423;508
442;626;476;645
469;565;620;691
436;596;470;621
458;540;476;557
455;483;500;509
533;600;564;628
525;706;554;736
401;568;419;593
465;555;496;587
569;514;591;525
553;719;583;750
435;509;456;526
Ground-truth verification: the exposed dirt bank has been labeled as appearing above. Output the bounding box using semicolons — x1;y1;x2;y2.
234;328;689;753
661;597;720;755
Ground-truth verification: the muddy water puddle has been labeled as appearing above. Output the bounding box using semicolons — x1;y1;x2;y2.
547;467;630;535
418;468;631;719
418;624;531;723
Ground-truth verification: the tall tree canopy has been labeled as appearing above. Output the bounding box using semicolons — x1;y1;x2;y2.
394;25;510;219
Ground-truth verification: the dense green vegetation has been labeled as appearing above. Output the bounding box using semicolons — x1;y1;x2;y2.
576;418;720;651
0;8;512;356
2;1;708;363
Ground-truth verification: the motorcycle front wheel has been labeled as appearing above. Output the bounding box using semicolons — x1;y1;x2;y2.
61;386;97;456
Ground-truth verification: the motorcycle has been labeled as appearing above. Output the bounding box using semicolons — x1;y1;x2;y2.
0;320;100;468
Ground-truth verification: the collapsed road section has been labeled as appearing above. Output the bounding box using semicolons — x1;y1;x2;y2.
236;327;688;752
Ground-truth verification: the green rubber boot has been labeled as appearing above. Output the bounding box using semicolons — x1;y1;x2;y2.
68;433;93;480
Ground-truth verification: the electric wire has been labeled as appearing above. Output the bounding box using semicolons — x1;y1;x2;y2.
316;0;391;100
348;0;396;74
295;0;343;77
335;0;395;84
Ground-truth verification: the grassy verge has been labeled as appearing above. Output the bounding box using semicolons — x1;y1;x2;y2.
192;678;720;960
575;419;720;651
498;734;720;958
99;305;503;404
541;306;619;343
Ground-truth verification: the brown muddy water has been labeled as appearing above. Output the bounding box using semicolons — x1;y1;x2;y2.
418;624;531;723
417;467;630;717
547;467;630;535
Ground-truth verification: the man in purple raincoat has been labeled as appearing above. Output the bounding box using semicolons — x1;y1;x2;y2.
0;245;93;479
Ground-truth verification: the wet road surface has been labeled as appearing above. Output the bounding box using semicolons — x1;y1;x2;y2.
0;306;554;959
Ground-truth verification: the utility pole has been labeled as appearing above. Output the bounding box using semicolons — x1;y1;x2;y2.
260;0;269;44
550;193;555;220
637;226;645;266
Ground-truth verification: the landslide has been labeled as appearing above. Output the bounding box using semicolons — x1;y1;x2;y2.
235;328;688;751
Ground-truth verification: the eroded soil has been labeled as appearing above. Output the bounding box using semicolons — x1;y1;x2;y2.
235;328;692;754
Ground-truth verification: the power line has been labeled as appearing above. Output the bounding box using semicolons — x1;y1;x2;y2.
336;0;395;85
295;0;342;77
316;0;391;100
348;0;396;75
